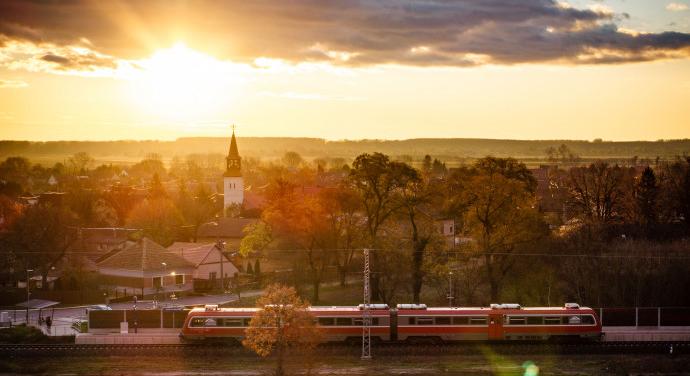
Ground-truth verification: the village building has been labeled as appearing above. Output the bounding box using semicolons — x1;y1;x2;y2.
195;217;258;248
166;242;239;291
96;237;194;297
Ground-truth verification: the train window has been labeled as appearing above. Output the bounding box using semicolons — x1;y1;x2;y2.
435;317;451;325
353;318;380;326
318;317;335;326
567;316;582;325
452;317;469;325
469;317;487;325
527;317;543;325
544;317;562;325
336;317;352;326
190;317;206;327
203;318;218;327
580;315;595;325
416;317;434;325
224;319;244;327
508;317;526;325
243;318;251;326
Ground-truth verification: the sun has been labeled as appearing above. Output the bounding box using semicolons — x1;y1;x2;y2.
127;43;245;125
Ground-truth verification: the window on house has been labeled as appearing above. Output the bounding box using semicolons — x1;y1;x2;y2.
153;277;162;288
209;272;217;280
175;274;184;285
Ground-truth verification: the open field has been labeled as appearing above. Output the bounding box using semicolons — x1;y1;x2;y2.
2;138;689;167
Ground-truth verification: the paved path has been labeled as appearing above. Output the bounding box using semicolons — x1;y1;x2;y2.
2;292;247;336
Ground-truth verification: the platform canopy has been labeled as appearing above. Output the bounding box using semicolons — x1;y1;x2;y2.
16;299;60;309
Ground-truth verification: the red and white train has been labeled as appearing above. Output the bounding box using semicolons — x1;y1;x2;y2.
180;303;602;343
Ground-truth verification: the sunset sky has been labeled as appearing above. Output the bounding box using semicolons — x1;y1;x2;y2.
1;0;689;141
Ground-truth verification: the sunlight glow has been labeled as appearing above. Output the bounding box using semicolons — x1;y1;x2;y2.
127;43;246;125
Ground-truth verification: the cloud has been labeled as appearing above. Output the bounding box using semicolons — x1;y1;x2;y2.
667;3;689;11
0;78;27;88
0;38;124;77
0;0;689;69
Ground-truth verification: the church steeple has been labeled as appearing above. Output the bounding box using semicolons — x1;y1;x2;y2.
225;126;242;177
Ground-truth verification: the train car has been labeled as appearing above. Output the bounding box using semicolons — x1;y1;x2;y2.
395;303;601;342
310;304;391;342
180;305;259;342
180;304;391;343
181;302;601;343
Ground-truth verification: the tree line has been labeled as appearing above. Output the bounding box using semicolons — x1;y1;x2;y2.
1;151;689;307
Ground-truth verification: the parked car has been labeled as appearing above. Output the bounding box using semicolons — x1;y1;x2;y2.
88;304;112;311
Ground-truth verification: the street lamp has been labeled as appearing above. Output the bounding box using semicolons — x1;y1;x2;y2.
170;271;177;300
160;262;167;303
25;269;33;324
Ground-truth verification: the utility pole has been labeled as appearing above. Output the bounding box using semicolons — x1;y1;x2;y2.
361;248;371;360
217;240;225;293
447;271;454;308
25;269;33;324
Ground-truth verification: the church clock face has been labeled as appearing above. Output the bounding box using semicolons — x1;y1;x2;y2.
228;159;239;168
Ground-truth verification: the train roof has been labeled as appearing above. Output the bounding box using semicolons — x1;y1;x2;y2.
189;304;594;314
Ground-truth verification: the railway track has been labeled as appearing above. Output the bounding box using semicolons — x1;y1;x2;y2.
2;341;689;356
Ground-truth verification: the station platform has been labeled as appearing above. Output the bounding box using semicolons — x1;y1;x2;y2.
603;326;690;342
76;330;180;344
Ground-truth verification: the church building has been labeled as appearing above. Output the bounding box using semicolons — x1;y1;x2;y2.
223;128;244;216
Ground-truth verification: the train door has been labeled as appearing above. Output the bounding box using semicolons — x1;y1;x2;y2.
390;309;398;341
488;314;504;340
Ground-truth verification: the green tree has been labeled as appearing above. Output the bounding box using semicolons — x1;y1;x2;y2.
242;284;320;376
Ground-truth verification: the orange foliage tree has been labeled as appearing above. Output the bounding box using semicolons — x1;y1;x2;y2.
242;284;320;376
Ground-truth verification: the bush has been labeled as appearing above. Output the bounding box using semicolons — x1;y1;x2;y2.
0;324;49;344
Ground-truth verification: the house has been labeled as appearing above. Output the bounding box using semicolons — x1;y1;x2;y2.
167;242;239;291
97;237;194;297
196;217;258;248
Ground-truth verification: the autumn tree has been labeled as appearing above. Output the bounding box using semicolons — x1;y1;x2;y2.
243;284;320;376
4;203;78;289
177;182;217;242
634;166;658;231
260;179;331;302
658;157;690;228
104;184;139;225
567;162;626;225
348;152;418;301
67;152;94;175
126;198;183;246
464;173;548;301
317;185;365;287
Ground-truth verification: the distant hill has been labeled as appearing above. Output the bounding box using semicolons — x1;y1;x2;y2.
1;138;688;166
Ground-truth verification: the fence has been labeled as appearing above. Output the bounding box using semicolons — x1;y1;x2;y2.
596;307;690;327
88;309;189;331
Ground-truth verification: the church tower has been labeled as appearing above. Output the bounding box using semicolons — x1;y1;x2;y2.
223;127;243;216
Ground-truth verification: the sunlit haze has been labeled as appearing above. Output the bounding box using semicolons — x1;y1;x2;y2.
1;1;689;141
